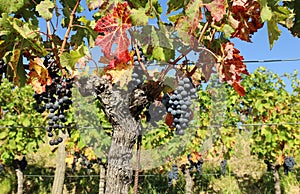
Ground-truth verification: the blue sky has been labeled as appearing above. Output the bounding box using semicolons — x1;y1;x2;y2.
232;25;300;76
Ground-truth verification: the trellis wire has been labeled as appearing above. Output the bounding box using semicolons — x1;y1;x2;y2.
0;122;299;129
21;170;299;178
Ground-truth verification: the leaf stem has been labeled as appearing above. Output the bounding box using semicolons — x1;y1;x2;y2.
59;0;81;56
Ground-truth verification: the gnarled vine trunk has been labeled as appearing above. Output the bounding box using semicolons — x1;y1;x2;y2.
273;166;281;194
81;77;163;194
90;77;140;194
16;169;24;194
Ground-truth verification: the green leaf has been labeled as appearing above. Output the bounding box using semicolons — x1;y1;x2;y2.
221;24;235;38
267;17;281;50
36;0;55;20
131;8;148;25
261;5;272;22
152;46;175;62
0;0;25;14
22;118;31;127
259;0;272;22
0;130;8;139
78;138;86;150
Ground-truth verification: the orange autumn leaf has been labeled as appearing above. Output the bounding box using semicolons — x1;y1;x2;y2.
27;57;52;94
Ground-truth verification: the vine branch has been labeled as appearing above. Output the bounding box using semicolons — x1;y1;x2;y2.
59;0;81;56
159;22;210;81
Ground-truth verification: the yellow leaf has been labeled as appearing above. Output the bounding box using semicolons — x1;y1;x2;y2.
106;64;133;88
84;147;97;161
65;154;74;167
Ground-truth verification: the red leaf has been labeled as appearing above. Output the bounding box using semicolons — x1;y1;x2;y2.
232;82;246;96
204;0;226;22
218;42;248;96
165;113;174;129
232;0;248;13
230;0;263;42
94;2;132;64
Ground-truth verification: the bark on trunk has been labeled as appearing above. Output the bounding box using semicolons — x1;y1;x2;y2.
185;172;193;194
81;77;163;194
16;169;24;194
273;166;281;194
52;133;68;194
98;164;106;194
90;77;140;194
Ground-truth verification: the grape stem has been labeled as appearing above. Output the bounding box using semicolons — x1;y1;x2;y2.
134;44;151;80
46;21;62;71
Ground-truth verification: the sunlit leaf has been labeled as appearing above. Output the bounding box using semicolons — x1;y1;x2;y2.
36;0;55;21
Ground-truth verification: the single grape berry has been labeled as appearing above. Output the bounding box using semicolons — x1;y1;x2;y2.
49;140;55;146
57;137;63;143
48;132;53;137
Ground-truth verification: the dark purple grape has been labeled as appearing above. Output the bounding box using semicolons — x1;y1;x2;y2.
57;137;63;143
48;132;53;137
49;140;55;146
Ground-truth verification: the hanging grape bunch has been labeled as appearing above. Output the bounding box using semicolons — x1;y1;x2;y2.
33;55;74;145
168;164;179;187
283;156;296;175
71;151;103;175
128;47;147;90
167;77;198;135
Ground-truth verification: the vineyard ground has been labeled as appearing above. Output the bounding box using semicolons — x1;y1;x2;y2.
1;130;299;194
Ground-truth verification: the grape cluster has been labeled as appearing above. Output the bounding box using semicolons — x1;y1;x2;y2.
128;47;147;90
168;164;178;187
12;156;27;171
0;59;7;75
221;160;227;175
33;55;74;145
72;152;103;175
0;163;3;173
187;154;204;174
167;77;198;135
283;157;296;175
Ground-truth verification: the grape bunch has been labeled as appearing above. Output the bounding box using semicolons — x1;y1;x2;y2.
0;59;7;75
33;55;74;145
187;154;204;174
12;156;27;171
221;160;227;176
71;152;103;175
167;77;198;135
128;47;147;90
196;158;204;174
283;157;296;175
168;164;179;187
